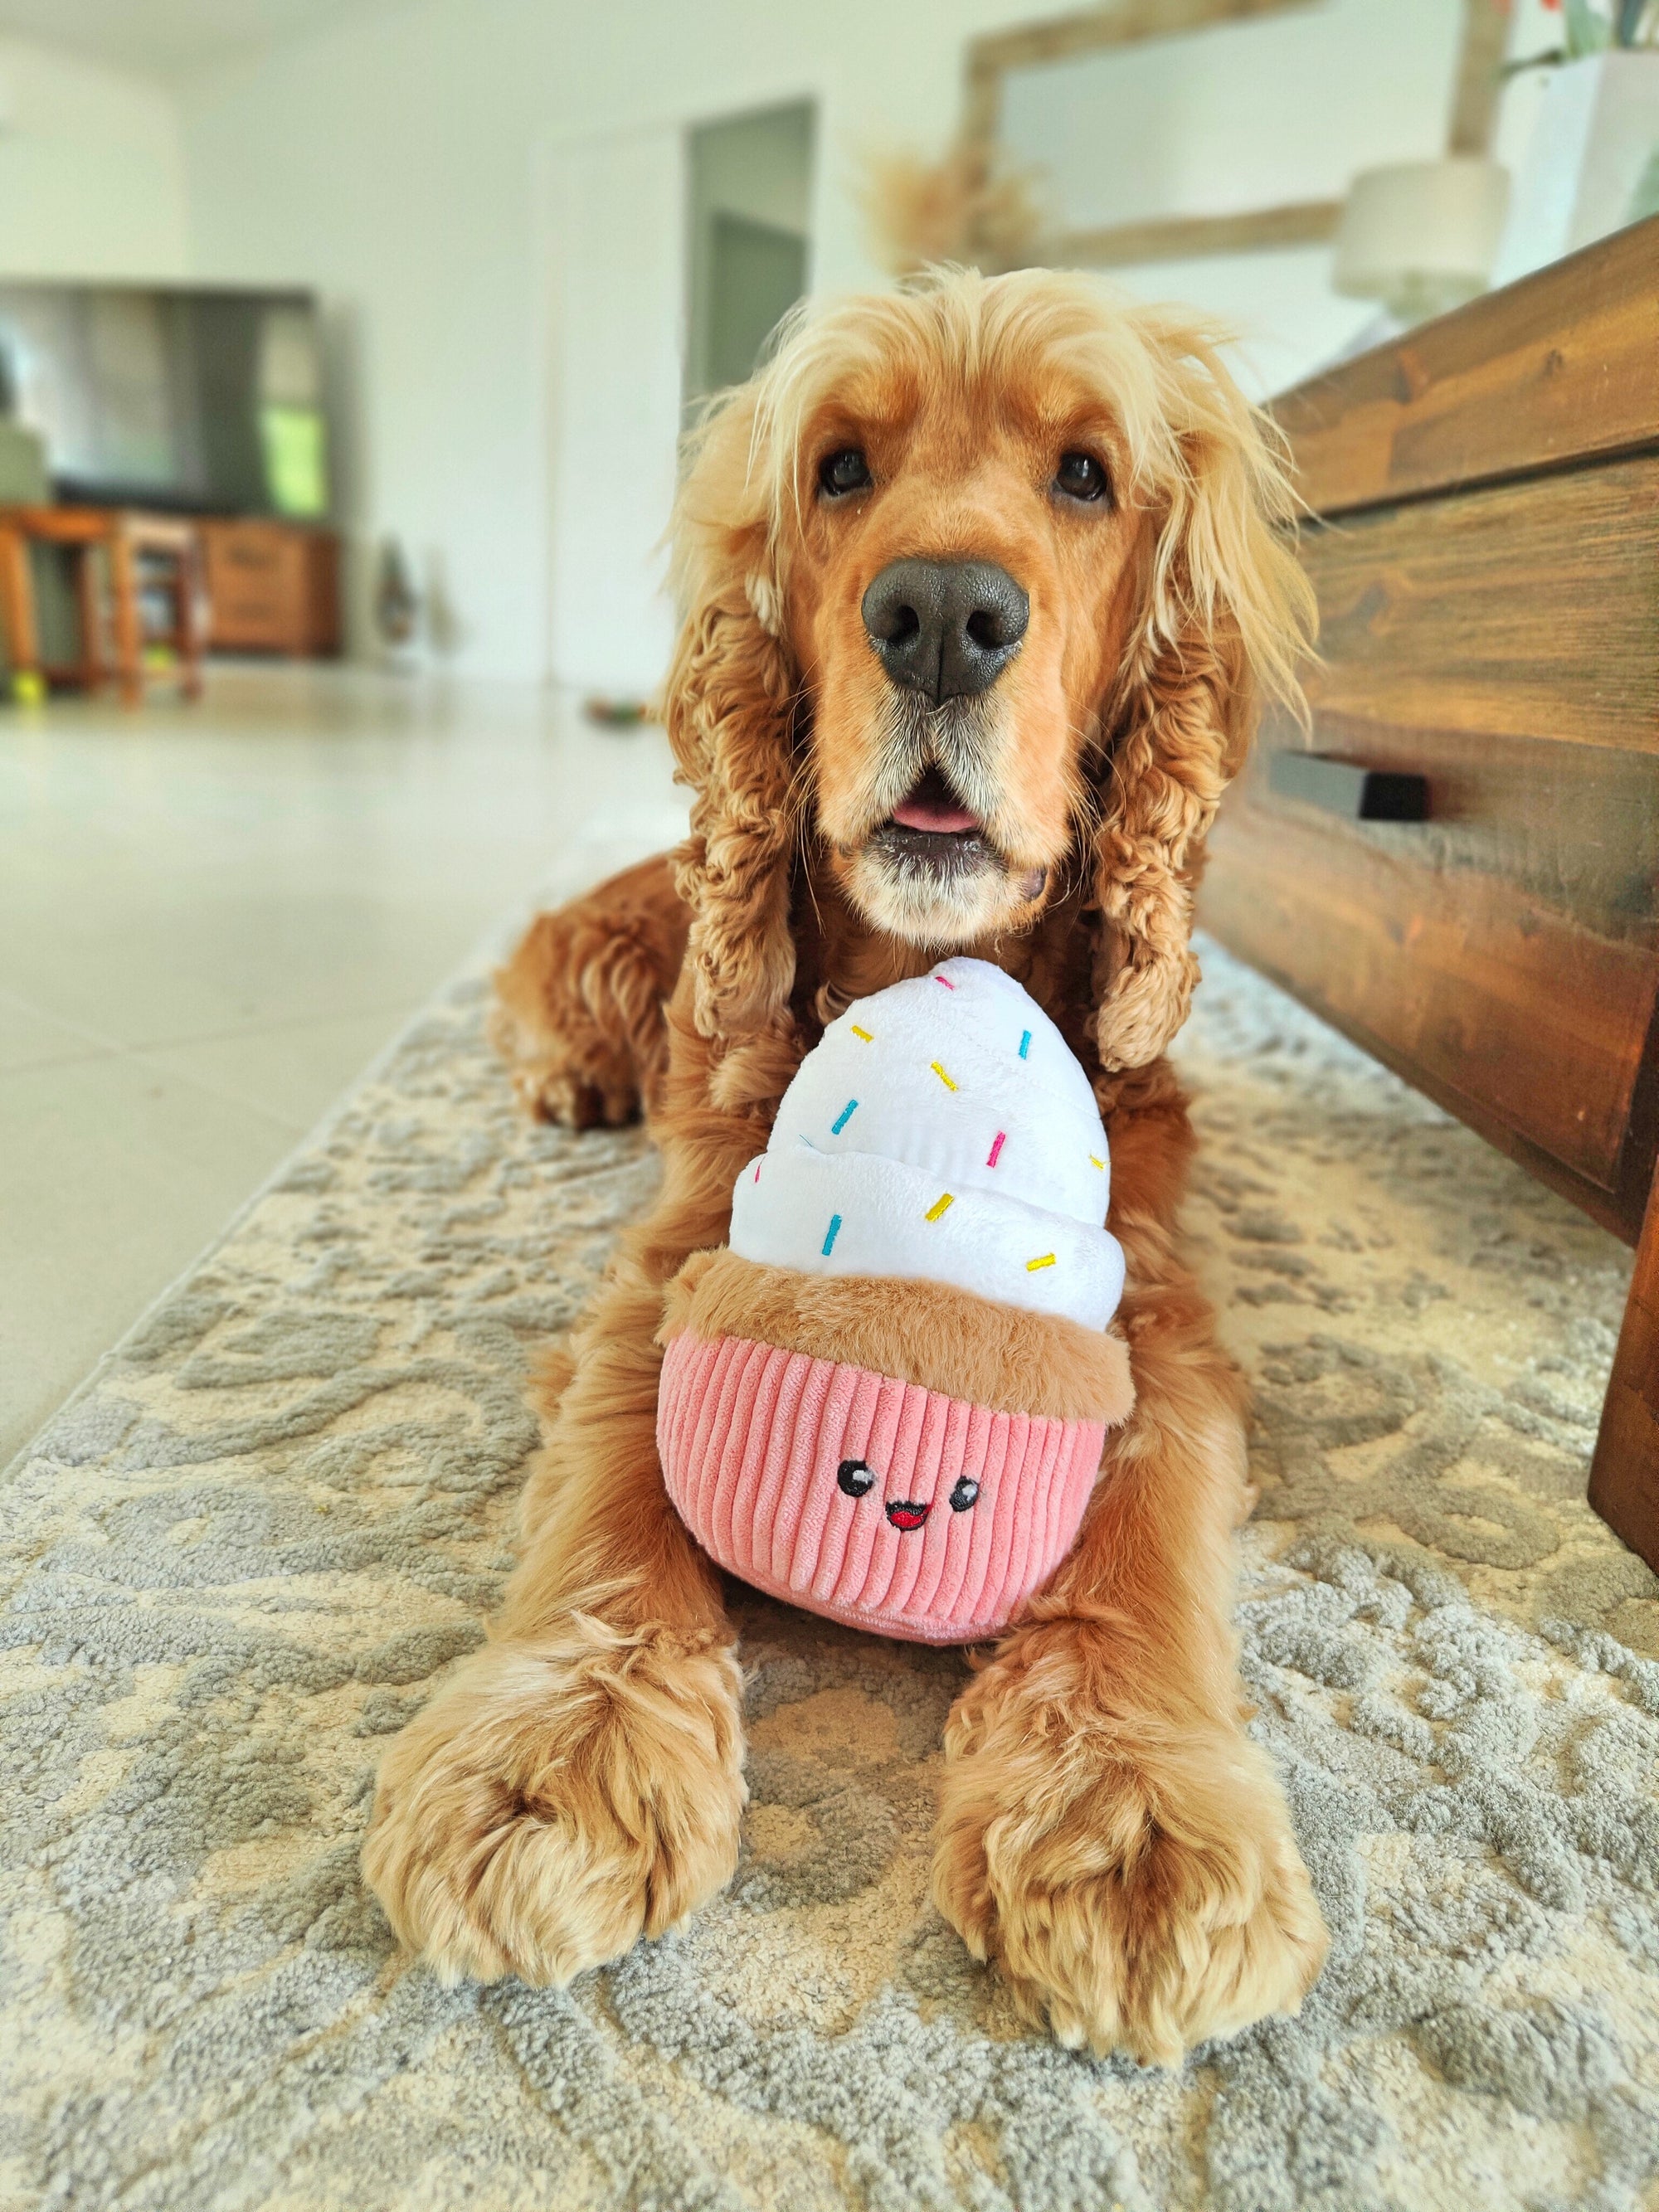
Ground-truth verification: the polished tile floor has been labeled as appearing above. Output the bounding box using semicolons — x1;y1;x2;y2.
0;664;686;1467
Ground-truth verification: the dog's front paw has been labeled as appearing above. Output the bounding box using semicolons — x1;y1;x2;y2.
362;1618;746;1985
933;1669;1326;2064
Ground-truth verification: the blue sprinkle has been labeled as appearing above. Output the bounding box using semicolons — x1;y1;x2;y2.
830;1098;859;1135
1019;1029;1032;1059
822;1213;843;1256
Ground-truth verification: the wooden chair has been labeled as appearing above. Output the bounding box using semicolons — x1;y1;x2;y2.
0;505;204;705
116;513;206;703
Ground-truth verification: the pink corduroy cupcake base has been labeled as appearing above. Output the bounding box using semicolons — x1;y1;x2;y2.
658;1323;1109;1645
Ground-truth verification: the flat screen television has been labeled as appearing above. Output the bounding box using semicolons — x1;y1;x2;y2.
0;282;330;520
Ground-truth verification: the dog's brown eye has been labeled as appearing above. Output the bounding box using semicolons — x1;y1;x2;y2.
1054;451;1110;504
819;446;872;498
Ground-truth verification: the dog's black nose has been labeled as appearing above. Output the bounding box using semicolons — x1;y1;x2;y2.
861;558;1029;703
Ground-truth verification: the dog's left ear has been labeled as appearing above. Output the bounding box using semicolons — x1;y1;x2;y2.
1089;331;1316;1079
663;384;802;1106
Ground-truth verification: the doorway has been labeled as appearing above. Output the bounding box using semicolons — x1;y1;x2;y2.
684;102;815;407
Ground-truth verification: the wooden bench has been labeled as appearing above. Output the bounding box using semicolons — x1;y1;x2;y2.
1202;216;1659;1573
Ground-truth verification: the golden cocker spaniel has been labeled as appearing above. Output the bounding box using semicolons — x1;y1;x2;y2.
364;267;1329;2065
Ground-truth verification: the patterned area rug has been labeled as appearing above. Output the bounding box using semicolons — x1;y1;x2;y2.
4;935;1658;2212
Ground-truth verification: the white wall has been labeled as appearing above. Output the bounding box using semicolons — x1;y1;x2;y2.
542;127;684;695
176;0;1073;687
0;36;189;280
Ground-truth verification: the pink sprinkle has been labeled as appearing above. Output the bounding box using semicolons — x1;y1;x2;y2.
987;1130;1006;1168
934;974;956;989
753;1163;761;1182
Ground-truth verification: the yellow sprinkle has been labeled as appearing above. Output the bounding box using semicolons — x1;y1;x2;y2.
924;1193;955;1223
931;1061;958;1091
1026;1253;1057;1272
1088;1154;1105;1170
850;1024;873;1041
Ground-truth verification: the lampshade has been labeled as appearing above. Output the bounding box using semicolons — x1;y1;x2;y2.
1333;158;1511;323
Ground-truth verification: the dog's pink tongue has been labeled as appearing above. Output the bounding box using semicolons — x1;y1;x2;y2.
892;794;980;834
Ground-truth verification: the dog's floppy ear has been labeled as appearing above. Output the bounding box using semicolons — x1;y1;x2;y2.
663;383;801;1101
1089;328;1315;1079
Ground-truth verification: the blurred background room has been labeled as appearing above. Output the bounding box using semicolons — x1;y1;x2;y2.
2;0;1655;1456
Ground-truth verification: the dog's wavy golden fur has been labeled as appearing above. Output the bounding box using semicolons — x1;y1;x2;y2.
363;267;1329;2064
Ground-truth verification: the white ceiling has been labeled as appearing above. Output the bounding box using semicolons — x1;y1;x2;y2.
0;0;401;77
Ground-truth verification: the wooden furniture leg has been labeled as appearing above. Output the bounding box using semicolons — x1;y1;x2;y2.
74;542;105;695
177;532;204;700
1589;1169;1659;1573
0;525;40;698
108;527;142;707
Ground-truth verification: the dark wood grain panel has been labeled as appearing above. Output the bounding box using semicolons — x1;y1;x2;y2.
1248;712;1659;946
1206;450;1659;1215
1202;775;1658;1208
1226;450;1659;1213
1590;1169;1659;1568
1273;217;1659;516
1299;456;1659;757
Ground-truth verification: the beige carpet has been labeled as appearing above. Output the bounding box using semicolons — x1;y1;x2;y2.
3;935;1657;2212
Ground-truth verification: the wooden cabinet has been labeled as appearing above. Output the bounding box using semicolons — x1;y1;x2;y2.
199;519;341;658
1201;216;1659;1571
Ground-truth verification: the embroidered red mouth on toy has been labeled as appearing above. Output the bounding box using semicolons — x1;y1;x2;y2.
885;1500;930;1531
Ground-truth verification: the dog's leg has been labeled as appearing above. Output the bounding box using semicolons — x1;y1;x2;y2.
489;851;688;1129
932;1101;1327;2064
362;1127;751;1987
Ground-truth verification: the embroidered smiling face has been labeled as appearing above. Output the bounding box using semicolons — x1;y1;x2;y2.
657;1291;1123;1643
837;1458;980;1530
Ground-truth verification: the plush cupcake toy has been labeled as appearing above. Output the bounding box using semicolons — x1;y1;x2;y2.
657;958;1134;1643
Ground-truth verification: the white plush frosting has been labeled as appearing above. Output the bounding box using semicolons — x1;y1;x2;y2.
729;957;1126;1330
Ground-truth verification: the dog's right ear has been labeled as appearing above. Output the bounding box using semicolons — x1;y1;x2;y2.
663;383;803;1106
1086;314;1315;1087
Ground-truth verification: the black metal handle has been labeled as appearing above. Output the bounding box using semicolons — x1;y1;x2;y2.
1269;751;1430;823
